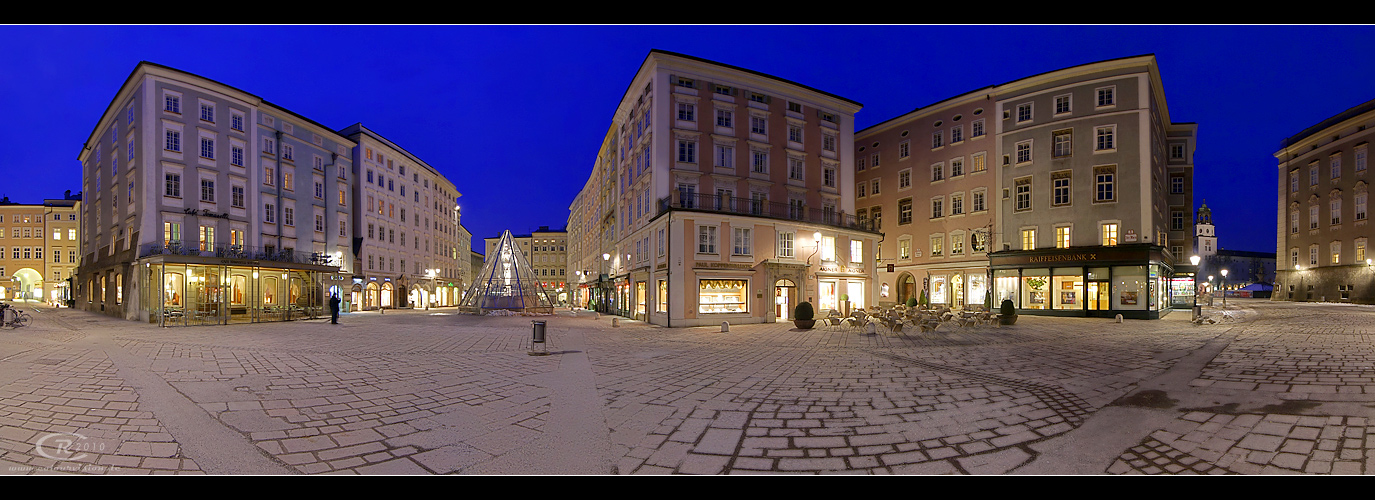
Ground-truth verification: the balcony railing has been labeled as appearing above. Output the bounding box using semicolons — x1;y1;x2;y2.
659;193;879;232
141;241;341;267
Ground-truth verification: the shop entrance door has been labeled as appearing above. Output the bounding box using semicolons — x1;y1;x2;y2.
1087;281;1110;311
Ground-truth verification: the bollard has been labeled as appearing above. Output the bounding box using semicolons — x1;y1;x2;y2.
866;322;877;335
611;317;619;327
1115;314;1123;323
721;321;730;333
529;320;549;356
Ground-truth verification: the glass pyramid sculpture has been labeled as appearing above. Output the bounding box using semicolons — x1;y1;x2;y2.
458;230;555;315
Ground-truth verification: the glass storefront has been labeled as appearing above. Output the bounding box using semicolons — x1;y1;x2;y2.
989;246;1175;318
968;273;988;309
699;279;747;314
140;258;332;326
931;276;948;304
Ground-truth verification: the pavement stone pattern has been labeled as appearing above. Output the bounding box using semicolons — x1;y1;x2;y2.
1;299;1374;474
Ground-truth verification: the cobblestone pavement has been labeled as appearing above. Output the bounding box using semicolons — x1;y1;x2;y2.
0;298;1372;474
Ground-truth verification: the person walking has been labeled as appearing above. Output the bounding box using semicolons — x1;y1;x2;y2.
329;294;341;324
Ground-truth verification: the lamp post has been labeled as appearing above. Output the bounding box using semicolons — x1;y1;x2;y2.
1190;255;1201;321
808;231;822;310
1219;268;1228;308
602;252;610;313
1207;275;1214;306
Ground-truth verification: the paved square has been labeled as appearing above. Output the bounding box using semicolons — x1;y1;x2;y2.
1;299;1373;474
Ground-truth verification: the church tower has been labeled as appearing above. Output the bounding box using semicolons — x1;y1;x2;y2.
1196;200;1217;258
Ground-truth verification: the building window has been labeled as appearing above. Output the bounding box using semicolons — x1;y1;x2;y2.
165;173;181;198
1171;175;1184;194
164;94;180;113
899;141;910;159
716;109;732;128
972;190;986;212
165;130;181;152
750;116;767;135
1172;210;1185;231
1016;103;1032;123
1052;171;1071;207
677;103;695;122
1356;192;1368;221
788;157;804;180
1101;223;1119;246
788;125;803;144
951;193;963;215
1056;226;1071;249
1052;129;1072;158
1357;146;1368;173
751;150;767;173
1310;205;1319;230
950;126;962;144
950;157;964;177
1096;86;1115;107
899;238;912;260
200;103;214;123
1021;229;1035;250
1095;125;1116;151
1016;140;1032;164
1310;245;1319;266
823;134;836;152
200;137;215;159
930;235;944;257
200;180;215;202
898;198;913;225
971;152;986;173
698;225;717;254
1331;154;1343;179
931;162;944;182
698;279;747;315
823;166;836;187
899;169;912;189
1310;162;1318;186
777;232;794;258
231;113;244;132
1094;166;1116;203
931;197;943;218
1332;197;1342;225
1290;209;1299;234
284;207;294;227
932;131;943;149
1054;94;1071;115
1358;238;1368;262
733;228;752;255
678;140;696;164
971;119;984;138
1291;170;1299;193
1331;241;1342;265
1015;177;1032;211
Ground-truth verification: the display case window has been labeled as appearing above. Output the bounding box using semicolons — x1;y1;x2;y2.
657;280;667;313
699;279;748;314
968;274;988;309
1021;269;1050;310
930;276;948;304
995;269;1019;306
1112;265;1147;310
1052;270;1083;310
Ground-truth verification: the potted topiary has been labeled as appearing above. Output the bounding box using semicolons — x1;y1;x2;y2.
793;301;816;329
840;294;850;316
998;299;1018;326
906;296;918;308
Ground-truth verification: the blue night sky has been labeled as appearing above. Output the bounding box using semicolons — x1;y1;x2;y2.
3;25;1373;255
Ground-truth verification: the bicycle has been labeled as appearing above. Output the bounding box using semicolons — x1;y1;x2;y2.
2;307;31;328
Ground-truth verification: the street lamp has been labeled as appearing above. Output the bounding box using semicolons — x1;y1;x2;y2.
1219;268;1228;308
425;268;439;310
602;253;610;313
1190;255;1201;321
808;231;822;310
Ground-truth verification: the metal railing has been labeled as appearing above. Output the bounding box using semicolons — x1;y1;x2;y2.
141;241;340;266
660;193;878;232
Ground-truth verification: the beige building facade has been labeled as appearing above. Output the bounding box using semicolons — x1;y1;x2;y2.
1274;98;1375;303
567;50;877;327
0;197;80;302
341;124;463;311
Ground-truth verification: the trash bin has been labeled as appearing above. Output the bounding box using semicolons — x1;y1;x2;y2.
532;320;546;343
